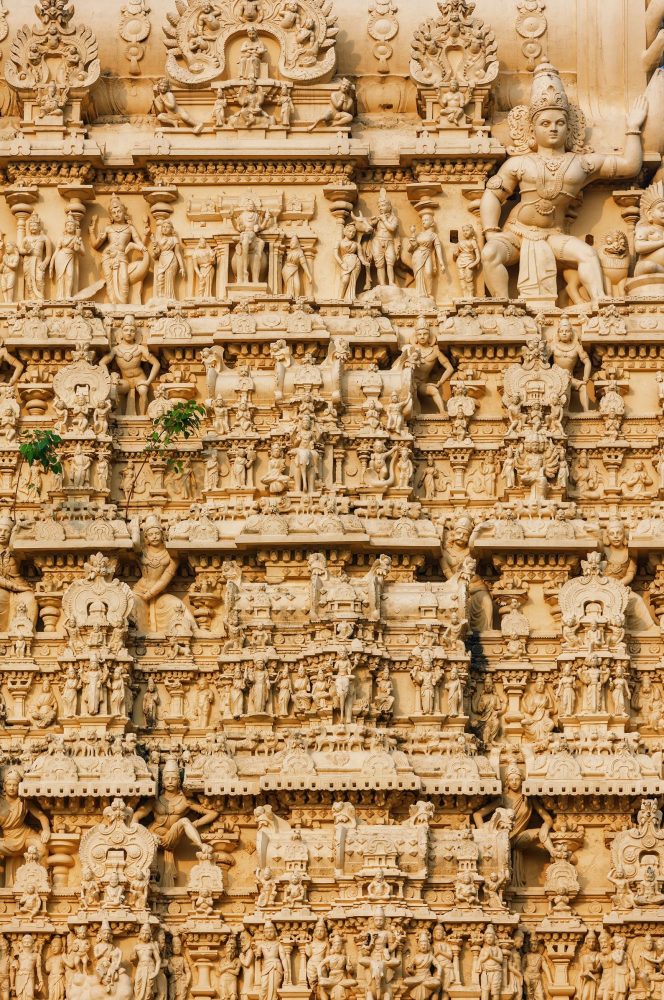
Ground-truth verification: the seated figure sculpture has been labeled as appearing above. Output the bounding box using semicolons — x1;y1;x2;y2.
134;758;217;887
634;181;664;275
100;315;160;416
479;62;647;302
130;515;199;635
0;517;37;634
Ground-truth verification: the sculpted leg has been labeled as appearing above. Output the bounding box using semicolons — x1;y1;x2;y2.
481;239;513;298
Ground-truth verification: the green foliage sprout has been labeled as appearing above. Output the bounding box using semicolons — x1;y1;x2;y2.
124;399;206;517
13;429;63;516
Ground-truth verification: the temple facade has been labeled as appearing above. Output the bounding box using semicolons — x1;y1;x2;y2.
0;2;660;1000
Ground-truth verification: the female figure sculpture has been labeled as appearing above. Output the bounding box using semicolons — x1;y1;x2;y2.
408;213;445;298
50;214;84;298
130;515;198;635
335;223;366;302
149;219;185;300
282;235;311;298
131;926;161;1000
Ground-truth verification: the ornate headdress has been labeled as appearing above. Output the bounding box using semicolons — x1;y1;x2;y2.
108;192;128;219
527;62;569;121
640;181;664;221
142;513;163;533
507;62;589;155
162;757;180;779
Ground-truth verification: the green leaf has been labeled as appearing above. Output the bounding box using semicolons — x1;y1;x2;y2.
19;430;64;474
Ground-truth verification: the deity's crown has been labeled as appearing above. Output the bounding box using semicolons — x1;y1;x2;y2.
162;756;180;777
640;181;664;219
527;62;569;122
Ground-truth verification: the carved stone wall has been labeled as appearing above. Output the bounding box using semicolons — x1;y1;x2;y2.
0;2;660;1000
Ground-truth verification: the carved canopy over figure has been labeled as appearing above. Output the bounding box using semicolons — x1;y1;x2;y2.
163;0;338;86
410;0;499;88
6;0;101;108
479;62;647;301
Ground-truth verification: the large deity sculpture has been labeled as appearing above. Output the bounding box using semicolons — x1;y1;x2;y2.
479;63;647;301
231;199;271;285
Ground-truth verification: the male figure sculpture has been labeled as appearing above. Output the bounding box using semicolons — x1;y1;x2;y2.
479;63;647;301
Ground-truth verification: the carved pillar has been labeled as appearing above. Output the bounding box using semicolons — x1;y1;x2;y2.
47;832;79;888
612;188;643;265
185;932;228;999
540;933;584;1000
4;187;38;301
601;446;627;499
446;446;474;499
322;183;358;233
142;186;178;223
502;671;527;736
58;183;95;225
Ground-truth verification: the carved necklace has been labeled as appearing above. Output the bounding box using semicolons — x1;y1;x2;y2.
553;339;579;358
533;152;572;216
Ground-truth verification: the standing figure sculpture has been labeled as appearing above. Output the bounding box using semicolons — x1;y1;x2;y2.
282;236;311;298
11;935;42;1000
19;216;52;301
453;225;481;297
0;239;20;304
232;199;271;285
409;213;445;299
131;925;161;1000
149;220;185;301
50;214;84;299
477;927;503;1000
369;188;401;287
479;63;647;301
254;922;288;1000
193;238;216;298
89;194;150;305
335;223;367;301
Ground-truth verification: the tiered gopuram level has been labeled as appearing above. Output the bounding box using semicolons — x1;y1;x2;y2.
0;1;661;999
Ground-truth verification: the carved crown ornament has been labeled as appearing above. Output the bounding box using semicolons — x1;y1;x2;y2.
6;0;100;127
163;0;339;86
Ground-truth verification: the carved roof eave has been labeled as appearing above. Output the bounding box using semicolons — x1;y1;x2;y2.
0;145;106;170
472;537;601;556
187;775;500;796
19;777;156;799
13;539;133;553
524;779;663;797
129;144;371;171
399;147;505;176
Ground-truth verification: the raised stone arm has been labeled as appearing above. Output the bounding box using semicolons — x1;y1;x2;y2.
596;96;648;179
